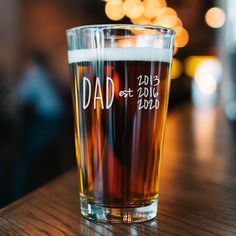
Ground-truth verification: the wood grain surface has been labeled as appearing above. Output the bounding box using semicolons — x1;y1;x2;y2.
1;104;236;236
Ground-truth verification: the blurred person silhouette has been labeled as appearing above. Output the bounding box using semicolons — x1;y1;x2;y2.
11;50;66;199
17;51;63;119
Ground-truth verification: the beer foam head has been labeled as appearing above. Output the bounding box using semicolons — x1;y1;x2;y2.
68;48;172;64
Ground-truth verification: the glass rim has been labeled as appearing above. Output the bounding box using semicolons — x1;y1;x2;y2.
66;24;175;36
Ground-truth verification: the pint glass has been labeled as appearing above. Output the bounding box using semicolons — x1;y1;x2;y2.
66;25;175;223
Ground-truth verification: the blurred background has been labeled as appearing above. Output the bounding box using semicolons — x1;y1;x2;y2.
0;0;235;207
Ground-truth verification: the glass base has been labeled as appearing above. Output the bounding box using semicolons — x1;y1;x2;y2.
80;197;158;223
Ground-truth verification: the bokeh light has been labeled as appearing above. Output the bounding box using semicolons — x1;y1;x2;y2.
123;0;144;19
184;56;219;78
174;27;189;48
173;47;178;55
175;18;183;27
194;64;218;95
205;7;225;28
171;58;183;79
103;0;189;50
105;1;125;21
153;15;178;28
159;0;167;8
143;0;161;19
156;7;177;18
131;15;151;25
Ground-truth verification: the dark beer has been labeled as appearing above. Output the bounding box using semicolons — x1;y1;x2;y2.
69;48;171;208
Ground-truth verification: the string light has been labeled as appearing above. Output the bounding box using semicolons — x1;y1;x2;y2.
105;0;123;3
153;15;178;28
174;26;189;48
131;15;151;25
143;0;162;19
103;0;189;50
123;0;144;19
159;0;167;8
105;1;125;21
175;18;183;27
156;7;177;18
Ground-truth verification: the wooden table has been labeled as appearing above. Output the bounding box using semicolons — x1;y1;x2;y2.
1;104;236;236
